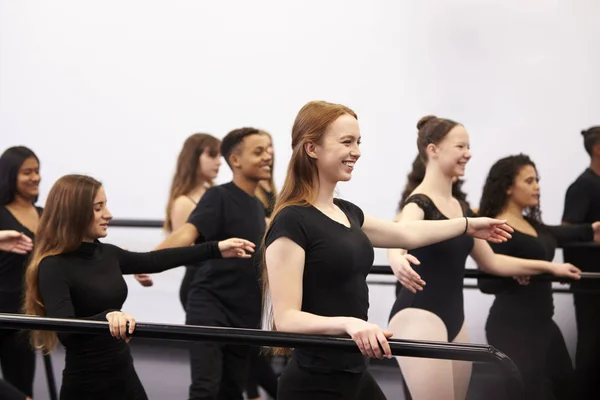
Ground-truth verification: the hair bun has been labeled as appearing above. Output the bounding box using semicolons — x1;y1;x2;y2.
417;115;437;130
582;129;588;136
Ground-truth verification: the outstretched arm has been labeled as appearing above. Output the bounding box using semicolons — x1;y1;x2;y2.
114;239;255;275
363;214;512;249
470;238;581;279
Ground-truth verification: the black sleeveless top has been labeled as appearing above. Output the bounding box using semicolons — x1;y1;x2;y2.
389;194;475;341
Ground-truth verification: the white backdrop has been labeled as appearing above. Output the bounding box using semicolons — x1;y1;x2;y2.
2;0;599;360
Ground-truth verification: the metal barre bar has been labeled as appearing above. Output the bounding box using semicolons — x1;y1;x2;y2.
369;265;600;281
0;313;523;395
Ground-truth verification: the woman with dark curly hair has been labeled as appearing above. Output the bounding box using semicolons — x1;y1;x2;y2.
478;154;600;400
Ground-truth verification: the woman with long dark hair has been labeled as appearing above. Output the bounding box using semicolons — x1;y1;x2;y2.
0;146;42;399
23;174;254;400
478;154;600;399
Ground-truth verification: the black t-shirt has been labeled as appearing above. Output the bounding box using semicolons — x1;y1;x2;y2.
265;199;374;373
480;223;592;320
562;168;600;288
38;240;221;390
0;205;42;313
185;182;266;329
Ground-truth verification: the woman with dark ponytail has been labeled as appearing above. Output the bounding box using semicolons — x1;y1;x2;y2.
387;116;582;400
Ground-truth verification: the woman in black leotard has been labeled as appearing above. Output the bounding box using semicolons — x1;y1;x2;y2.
477;154;600;400
133;133;222;305
387;116;582;400
262;101;515;400
23;174;254;400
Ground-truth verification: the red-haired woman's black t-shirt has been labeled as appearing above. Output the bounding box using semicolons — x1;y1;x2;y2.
265;198;374;373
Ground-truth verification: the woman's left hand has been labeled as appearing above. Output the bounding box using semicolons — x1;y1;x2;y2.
466;217;514;243
218;238;256;258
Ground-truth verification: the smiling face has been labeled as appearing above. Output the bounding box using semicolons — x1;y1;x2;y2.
308;113;361;184
427;125;472;177
507;164;540;209
16;156;41;201
232;133;273;181
84;186;113;241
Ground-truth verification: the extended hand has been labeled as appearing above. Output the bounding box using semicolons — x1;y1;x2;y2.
466;218;513;243
218;238;256;258
553;263;581;281
0;230;33;254
134;274;154;287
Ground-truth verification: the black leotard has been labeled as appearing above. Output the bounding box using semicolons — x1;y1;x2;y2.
389;194;474;341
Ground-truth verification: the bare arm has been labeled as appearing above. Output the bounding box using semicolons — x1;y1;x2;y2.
386;206;424;260
363;214;511;249
171;196;197;232
470;238;580;279
155;223;200;250
266;237;392;358
386;206;425;292
266;237;349;335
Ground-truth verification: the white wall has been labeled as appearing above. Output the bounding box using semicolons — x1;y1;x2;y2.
2;0;599;360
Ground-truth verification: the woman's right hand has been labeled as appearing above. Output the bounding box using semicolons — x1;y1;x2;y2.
218;238;256;258
345;318;393;359
551;263;581;280
106;311;136;342
390;253;424;293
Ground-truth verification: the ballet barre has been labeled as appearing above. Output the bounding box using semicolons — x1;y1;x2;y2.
369;265;600;281
0;313;524;399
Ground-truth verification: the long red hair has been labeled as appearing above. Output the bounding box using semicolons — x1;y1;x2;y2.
260;101;357;350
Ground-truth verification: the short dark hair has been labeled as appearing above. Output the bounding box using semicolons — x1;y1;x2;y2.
221;127;260;168
0;146;39;205
582;126;600;156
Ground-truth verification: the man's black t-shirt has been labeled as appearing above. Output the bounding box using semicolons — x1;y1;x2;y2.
186;182;266;329
265;199;374;373
562;168;600;289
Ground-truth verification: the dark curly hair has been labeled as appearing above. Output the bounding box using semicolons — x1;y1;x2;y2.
478;154;542;225
399;154;469;210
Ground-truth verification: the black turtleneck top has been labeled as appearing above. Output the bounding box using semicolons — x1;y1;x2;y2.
37;240;221;389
